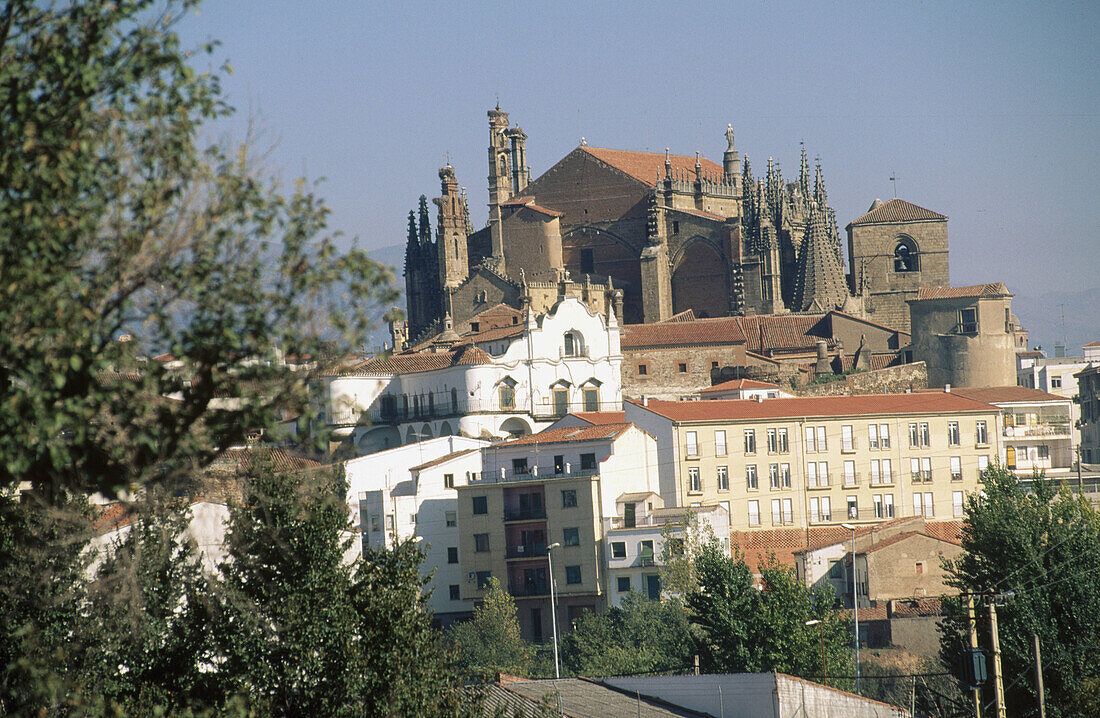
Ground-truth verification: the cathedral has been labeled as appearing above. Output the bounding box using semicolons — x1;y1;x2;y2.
401;106;948;342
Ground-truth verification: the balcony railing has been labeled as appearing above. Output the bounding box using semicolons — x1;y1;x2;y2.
471;465;599;485
506;543;547;559
1004;423;1072;439
503;507;547;522
603;515;667;531
842;472;861;488
869;472;894;486
356;397;623;425
911;471;933;484
508;580;549;597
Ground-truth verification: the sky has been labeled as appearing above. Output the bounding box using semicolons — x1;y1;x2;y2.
176;1;1099;350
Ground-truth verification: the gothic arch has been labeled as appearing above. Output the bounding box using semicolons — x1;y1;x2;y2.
893;235;920;272
671;238;730;318
561;225;643;322
670;235;725;272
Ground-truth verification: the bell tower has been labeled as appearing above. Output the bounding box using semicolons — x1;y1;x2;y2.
487;105;512;271
434;165;470;290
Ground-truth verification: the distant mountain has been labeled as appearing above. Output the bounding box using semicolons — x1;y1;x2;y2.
1012;285;1099;356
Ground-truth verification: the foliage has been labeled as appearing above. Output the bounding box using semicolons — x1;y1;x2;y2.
859;651;960;717
449;578;536;679
687;546;851;687
562;592;694;677
657;510;720;597
940;466;1100;717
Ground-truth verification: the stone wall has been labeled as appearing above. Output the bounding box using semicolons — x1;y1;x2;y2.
793;361;928;397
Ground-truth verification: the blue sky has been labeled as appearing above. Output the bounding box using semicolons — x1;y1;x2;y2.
177;1;1099;348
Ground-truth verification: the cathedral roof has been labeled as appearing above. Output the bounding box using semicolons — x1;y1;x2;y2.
847;198;947;226
792;201;849;312
915;282;1011;301
578;146;724;187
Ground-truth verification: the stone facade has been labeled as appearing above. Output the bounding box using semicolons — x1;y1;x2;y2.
794;362;929;397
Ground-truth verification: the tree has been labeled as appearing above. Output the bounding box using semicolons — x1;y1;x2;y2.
562;592;694;677
687;546;851;685
449;578;536;679
940;466;1100;716
657;509;719;597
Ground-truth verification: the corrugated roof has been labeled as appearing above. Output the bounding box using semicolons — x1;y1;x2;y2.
579;146;725;188
948;385;1067;404
915;282;1012;301
847;198;947;226
492;423;633;448
631;391;996;423
701;378;779;393
409;448;479;473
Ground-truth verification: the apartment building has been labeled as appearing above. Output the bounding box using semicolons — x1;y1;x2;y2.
625;391;1000;532
1076;363;1100;465
455;423;660;641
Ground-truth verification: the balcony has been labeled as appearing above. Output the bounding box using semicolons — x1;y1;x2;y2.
503;507;547;522
604;515;661;531
506;543;548;559
911;471;933;484
869;472;894;486
508;579;549;598
472;465;600;485
1004;423;1072;439
842;472;861;488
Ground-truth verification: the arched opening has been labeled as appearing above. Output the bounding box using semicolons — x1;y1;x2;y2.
438;421;454;437
672;239;729;318
499;417;532;438
893;237;920;272
419;423;433;442
357;426;402;455
550;380;571;418
580;378;602;412
563;330;584;357
405;426;417;445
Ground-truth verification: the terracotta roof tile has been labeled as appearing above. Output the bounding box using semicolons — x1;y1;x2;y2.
622;316;746;349
1084;341;1100;348
736;314;833;353
491;423;633;448
331;344;491;376
861;531;961;555
948;385;1066;404
501;196;564;217
568;411;627;425
701;378;779;393
891;597;945;617
633;391;996;423
847;198;947;226
579;146;725;187
915;282;1012;301
665;309;697;322
668;206;728;222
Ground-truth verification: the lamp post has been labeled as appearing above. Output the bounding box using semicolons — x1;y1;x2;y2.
547;542;561;679
805;619;826;685
841;522;860;694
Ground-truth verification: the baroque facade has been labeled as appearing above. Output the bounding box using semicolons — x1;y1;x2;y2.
403;106;952;342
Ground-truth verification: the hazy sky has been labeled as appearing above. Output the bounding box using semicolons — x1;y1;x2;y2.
177;1;1098;344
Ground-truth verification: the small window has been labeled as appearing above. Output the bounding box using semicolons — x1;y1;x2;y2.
562;489;578;508
499;383;515;410
958;307;978;334
447;546;459;564
563;527;580;546
470;322;480;332
512;458;529;476
580;453;597;471
472;496;488;515
450;584;461;600
617;576;631;592
672;220;680;234
611;541;626;559
583;387;599;412
638;364;648;376
1051;376;1062;389
476;571;492;589
565;565;582;584
689;467;701;492
711;361;719;370
444;473;455;489
678;362;688;373
580;248;595;275
976;420;988;445
915;562;924;575
474;534;489;552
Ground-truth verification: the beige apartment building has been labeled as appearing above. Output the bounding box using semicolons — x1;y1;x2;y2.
625;391;1001;531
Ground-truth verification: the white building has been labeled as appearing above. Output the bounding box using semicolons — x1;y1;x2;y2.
699;378;792;401
1017;343;1098;441
318;297;623;454
346;435;489;623
952;386;1075;476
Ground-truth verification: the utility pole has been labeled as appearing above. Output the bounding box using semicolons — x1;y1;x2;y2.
989;602;1006;718
968;595;982;718
1033;633;1046;718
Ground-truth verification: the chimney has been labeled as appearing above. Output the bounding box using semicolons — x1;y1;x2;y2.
641;395;648;406
944;383;951;393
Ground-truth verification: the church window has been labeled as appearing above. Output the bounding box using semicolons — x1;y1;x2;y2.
672;221;680;234
580;248;594;275
563;331;584;357
893;238;920;272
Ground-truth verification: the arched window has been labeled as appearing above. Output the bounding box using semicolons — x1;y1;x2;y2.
451;387;459;413
563;330;584;357
893;237;920;272
498;377;517;410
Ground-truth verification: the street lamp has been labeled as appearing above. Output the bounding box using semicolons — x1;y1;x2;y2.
805;619;826;685
547;542;561;679
841;523;860;694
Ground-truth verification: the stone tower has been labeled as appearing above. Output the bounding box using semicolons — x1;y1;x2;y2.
846;198;949;332
434;165;470;296
486;105;512;272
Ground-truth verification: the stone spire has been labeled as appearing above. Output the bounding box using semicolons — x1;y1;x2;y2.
798;143;810;199
792;200;849;312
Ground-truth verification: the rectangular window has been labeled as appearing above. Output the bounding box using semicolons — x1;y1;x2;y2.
689;467;701;493
818;461;829;487
948;422;960;446
746;465;758;490
874;494;884;519
807;462;818;488
821;496;831;521
580;453;597;471
717;466;729;491
924;492;934;517
882;459;892;484
445;511;457;527
950;456;962;481
565;566;582;584
554;455;564;475
847;495;859;519
386;514;395;531
805;426;816;453
499;384;515;410
472;496;488;514
976;420;988;445
922;457;932;481
911;457;921;482
920;422;930;447
884;494;895;518
909;423;919;448
748;500;761;526
880;423;891;449
444;473;455;489
1038;444;1050;459
474;533;490;552
580;248;594;274
678;362;688;373
767;428;778;453
611;541;626;559
715;430;727;456
913;493;923;517
771;499;782;525
745;429;756;455
870;459;881;485
842;425;854;452
953;491;965;517
959;307;978;333
1051;376;1062;389
844;460;857;487
448;546;459;564
450;584;461;600
782;498;793;524
563;527;580;546
617;576;631;592
685;431;698;457
781;463;791;488
817;426;827;451
778;428;789;453
476;571;492;589
868;424;879;449
769;463;780;490
638;364;648;376
512;458;529;476
639;540;654;564
810;497;820;523
583;387;599;412
561;489;577;508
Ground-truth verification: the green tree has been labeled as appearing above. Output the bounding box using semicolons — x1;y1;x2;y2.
449;578;535;679
657;509;719;597
940;466;1100;716
687;546;851;685
562;592;694;677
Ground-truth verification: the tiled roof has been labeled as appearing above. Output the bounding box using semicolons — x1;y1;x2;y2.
948;385;1067;404
891;597;945;617
923;520;964;543
617;491;659;503
458;323;525;344
828;310;911;338
861;531;961;555
569;411;627;425
847;198;947;226
501;196;564;217
835;353;902;372
1085;341;1100;348
632;391;995;423
915;282;1012;301
219;447;328;474
493;423;633;448
730;528;809;568
700;378;779;394
737;314;832;353
666;309;696;322
409;448;479;472
332;344;491;376
622;316;746;349
579;146;725;188
152;353;176;363
1016;350;1045;359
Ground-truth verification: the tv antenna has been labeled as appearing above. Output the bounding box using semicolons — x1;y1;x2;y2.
889;172;899;198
